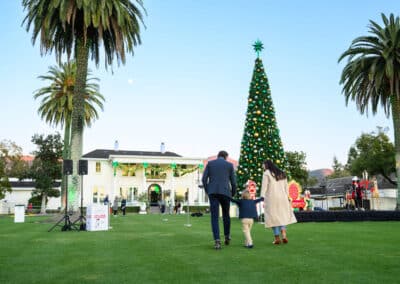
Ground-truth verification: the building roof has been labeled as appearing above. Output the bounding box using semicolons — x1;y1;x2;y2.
307;174;395;197
82;149;182;159
10;180;61;188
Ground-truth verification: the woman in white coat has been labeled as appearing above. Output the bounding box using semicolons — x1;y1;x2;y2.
261;160;297;244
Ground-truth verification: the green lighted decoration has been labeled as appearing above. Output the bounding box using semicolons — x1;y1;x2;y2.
170;163;177;169
68;185;76;203
237;42;289;192
154;184;160;194
253;40;264;57
143;162;149;168
198;164;204;170
112;161;119;176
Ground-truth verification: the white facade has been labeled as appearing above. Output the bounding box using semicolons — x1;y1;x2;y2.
81;151;207;208
0;184;61;214
0;150;208;214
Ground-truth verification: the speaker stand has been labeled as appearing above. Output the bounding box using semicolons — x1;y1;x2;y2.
49;176;77;232
72;174;86;230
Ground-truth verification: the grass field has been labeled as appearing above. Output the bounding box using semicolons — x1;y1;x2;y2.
0;213;399;284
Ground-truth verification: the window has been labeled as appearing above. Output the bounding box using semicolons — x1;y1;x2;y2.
92;186;105;203
92;187;98;203
128;187;138;202
96;162;101;173
118;186;138;202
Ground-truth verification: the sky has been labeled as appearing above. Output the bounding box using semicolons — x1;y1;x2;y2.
0;0;398;170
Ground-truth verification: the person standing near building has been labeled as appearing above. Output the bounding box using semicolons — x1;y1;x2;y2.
371;176;380;210
261;160;297;245
112;196;119;216
202;150;237;250
352;177;363;210
121;197;127;216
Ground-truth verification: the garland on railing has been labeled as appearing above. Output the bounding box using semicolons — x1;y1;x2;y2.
111;161;204;178
145;164;168;179
170;163;204;177
118;163;138;176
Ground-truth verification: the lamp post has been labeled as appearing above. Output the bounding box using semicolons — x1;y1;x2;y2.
184;187;191;227
198;164;204;204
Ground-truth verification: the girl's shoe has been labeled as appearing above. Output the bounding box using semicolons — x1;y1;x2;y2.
273;235;281;245
282;238;288;244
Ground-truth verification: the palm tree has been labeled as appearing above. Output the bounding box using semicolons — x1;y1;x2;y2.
23;0;145;209
34;62;104;158
338;13;400;208
34;62;105;207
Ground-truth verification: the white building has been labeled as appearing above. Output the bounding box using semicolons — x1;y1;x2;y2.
81;149;207;209
0;180;61;214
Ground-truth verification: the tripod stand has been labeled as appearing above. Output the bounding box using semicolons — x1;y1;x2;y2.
48;172;75;232
72;174;86;230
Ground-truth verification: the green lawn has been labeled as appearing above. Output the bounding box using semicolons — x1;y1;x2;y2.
0;214;399;284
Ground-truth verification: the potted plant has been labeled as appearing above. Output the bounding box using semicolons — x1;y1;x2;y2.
137;192;148;214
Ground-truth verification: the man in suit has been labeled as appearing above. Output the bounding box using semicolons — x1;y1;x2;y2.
202;150;237;249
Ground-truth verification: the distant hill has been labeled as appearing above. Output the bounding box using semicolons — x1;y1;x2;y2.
309;168;333;182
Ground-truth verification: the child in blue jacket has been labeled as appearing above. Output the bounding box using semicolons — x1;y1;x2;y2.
230;190;264;248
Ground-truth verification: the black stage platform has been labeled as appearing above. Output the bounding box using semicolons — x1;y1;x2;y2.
294;210;400;222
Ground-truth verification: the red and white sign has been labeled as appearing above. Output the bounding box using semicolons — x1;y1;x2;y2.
86;204;109;231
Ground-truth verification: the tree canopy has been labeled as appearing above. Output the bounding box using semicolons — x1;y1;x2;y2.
285;151;308;187
327;156;350;179
0;140;28;199
346;128;396;185
30;133;63;214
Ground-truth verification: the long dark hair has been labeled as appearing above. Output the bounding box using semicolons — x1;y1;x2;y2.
264;160;286;181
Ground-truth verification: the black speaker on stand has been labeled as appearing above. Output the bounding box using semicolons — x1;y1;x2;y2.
72;159;88;230
49;159;75;232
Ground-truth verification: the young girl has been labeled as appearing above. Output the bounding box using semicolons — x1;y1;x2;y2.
230;190;264;248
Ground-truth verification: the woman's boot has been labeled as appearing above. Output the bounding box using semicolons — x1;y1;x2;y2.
273;235;281;245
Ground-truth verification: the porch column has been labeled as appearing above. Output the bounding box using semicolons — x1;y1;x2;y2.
112;161;119;202
142;163;148;203
170;163;176;208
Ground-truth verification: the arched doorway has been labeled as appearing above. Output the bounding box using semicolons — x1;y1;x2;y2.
148;184;162;206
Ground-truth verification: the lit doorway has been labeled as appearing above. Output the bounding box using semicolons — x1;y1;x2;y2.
148;184;162;206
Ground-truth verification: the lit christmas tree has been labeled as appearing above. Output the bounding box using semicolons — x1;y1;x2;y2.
237;40;289;192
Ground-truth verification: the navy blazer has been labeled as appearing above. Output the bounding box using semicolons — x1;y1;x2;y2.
202;157;237;197
229;197;264;219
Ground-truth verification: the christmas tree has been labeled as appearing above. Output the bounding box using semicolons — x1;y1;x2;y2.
237;40;289;192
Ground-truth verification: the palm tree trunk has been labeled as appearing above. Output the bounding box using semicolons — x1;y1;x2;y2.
61;119;71;210
69;37;89;211
390;95;400;209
